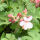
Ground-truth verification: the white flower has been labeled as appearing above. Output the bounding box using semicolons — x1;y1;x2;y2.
19;21;25;26
22;22;33;30
19;16;33;30
24;16;33;21
18;37;21;40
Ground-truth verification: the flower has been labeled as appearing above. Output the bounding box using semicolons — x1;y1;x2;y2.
23;16;33;21
19;16;33;30
8;14;13;17
19;20;33;30
18;37;21;40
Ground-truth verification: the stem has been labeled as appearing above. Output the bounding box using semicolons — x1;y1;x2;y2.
6;0;8;5
14;22;20;34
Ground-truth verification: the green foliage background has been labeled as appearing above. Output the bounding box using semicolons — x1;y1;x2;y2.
0;0;40;40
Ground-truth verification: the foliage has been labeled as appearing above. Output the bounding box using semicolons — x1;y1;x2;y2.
1;33;17;40
0;0;40;40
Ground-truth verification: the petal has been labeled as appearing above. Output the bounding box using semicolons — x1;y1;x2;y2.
23;22;28;30
23;22;33;30
24;16;33;21
23;17;27;21
27;16;33;21
19;21;25;26
26;22;33;29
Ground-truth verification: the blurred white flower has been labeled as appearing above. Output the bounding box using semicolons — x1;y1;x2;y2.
24;16;33;21
19;16;33;30
18;37;21;40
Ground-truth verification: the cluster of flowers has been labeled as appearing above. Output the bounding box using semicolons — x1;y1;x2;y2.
30;0;40;8
8;8;33;30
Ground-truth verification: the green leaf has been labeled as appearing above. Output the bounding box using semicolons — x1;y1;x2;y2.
21;30;40;40
1;32;6;38
0;3;8;11
1;33;17;40
6;33;12;39
0;11;10;25
1;38;8;40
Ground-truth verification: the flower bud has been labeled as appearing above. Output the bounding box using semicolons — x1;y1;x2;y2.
23;8;27;15
9;19;12;22
17;13;22;17
12;20;15;23
35;4;39;8
35;0;39;3
8;14;13;17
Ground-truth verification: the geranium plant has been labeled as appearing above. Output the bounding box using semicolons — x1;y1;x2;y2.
8;8;33;30
0;0;40;40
